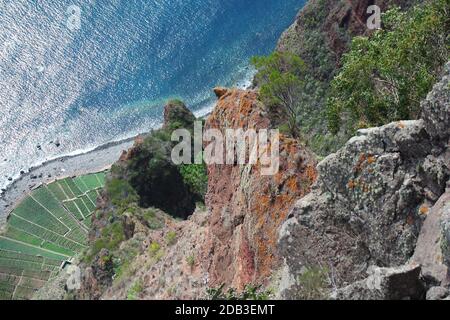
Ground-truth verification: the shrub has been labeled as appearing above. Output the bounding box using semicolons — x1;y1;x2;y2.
297;266;329;300
251;52;307;138
165;231;177;246
186;254;195;269
179;161;208;201
105;178;139;210
327;0;449;135
127;132;197;219
127;280;144;300
148;241;161;256
207;284;271;300
141;208;165;230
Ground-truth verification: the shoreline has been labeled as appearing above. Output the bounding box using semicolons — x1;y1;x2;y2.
0;78;254;230
0;134;140;229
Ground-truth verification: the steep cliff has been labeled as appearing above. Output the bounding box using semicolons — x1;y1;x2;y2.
274;0;418;156
278;62;450;300
39;1;448;301
204;89;317;290
74;88;317;299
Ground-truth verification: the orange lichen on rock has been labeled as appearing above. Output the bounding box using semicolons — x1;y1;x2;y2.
203;88;317;290
367;155;376;165
348;180;357;189
419;206;429;215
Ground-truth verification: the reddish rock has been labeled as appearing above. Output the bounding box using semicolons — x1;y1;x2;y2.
203;89;317;290
213;87;229;99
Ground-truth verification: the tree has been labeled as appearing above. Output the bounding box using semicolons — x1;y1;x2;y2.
327;0;449;135
252;52;307;138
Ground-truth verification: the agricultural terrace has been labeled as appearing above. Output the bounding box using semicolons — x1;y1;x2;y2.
0;172;105;299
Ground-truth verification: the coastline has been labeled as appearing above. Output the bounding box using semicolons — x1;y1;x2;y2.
0;72;255;230
0;135;138;229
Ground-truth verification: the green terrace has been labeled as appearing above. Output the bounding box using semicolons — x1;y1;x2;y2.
0;172;106;300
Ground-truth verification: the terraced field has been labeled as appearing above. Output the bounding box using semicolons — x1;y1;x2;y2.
0;172;105;300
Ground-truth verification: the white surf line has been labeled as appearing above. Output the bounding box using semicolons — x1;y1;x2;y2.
29;194;71;232
0;236;71;258
10;214;87;248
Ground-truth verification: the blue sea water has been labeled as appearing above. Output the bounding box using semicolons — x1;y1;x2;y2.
0;0;305;190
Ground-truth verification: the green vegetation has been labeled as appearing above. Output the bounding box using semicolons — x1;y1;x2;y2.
179;162;208;201
252;52;306;138
165;231;177;246
0;172;106;299
107;99;207;219
207;284;272;300
105;177;139;212
186;254;195;269
148;241;164;262
84;219;127;264
164;99;197;131
297;266;329;300
327;0;449;135
126;279;144;300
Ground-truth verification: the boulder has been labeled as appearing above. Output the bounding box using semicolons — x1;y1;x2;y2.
332;265;424;300
213;87;229;99
411;189;450;286
426;286;449;300
278;63;450;299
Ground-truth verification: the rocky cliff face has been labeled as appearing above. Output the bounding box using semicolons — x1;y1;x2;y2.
204;89;317;290
278;62;450;300
275;0;418;156
278;0;416;72
75;88;317;299
55;1;448;301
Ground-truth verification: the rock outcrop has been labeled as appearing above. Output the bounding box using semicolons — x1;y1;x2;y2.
76;88;318;299
204;89;317;290
278;63;450;299
278;0;416;70
274;0;418;157
332;265;425;300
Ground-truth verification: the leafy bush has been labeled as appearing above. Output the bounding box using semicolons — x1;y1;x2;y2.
148;241;161;257
126;132;197;219
86;221;126;262
297;266;329;300
165;231;177;246
207;284;271;300
179;161;208;201
127;280;144;300
141;208;165;230
252;52;307;138
186;254;195;269
105;178;139;211
327;0;449;135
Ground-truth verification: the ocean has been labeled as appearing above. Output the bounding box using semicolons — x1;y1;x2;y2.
0;0;305;191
